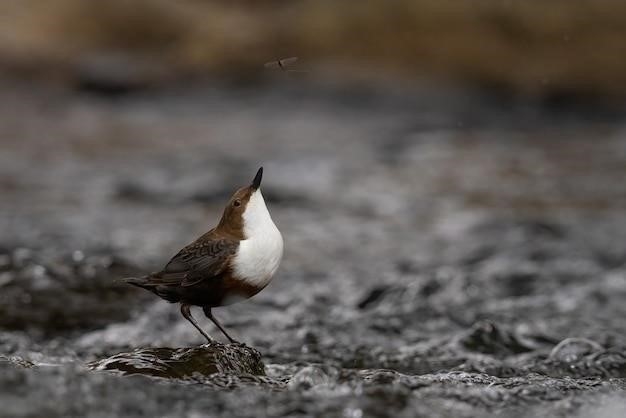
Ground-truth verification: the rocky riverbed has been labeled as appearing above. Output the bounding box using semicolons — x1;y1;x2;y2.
1;80;626;417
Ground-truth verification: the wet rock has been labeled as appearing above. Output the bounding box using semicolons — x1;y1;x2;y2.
460;340;626;379
458;321;538;356
549;338;604;363
0;355;35;368
287;365;338;390
535;350;626;379
87;342;265;379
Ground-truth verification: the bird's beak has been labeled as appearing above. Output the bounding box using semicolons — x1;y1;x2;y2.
251;167;263;190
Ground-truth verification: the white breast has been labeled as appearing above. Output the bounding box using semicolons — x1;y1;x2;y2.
232;189;283;288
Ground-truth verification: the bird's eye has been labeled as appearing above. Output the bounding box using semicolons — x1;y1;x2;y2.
233;199;241;207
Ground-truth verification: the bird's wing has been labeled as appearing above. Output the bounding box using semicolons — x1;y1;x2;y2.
156;232;239;287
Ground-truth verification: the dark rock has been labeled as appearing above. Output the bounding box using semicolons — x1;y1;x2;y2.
87;342;265;379
537;350;626;379
458;321;537;356
0;355;35;368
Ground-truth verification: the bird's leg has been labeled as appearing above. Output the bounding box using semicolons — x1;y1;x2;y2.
180;303;213;344
203;307;238;344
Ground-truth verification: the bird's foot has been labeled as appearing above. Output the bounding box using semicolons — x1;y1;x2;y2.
201;338;217;347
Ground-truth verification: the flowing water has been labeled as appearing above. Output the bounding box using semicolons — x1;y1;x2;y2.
1;80;626;417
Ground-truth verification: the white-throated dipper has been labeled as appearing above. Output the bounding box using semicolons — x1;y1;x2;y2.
123;167;283;343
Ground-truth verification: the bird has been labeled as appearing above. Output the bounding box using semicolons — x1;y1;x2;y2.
123;167;283;344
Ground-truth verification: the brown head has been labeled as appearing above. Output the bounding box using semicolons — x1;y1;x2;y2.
216;167;264;239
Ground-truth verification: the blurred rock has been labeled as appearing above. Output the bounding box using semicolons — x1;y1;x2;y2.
549;338;604;363
0;247;149;336
288;365;338;391
458;321;538;356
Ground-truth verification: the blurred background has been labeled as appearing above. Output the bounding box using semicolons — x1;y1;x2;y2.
3;0;626;97
1;1;626;417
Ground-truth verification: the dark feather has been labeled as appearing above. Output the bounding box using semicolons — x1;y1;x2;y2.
136;230;238;289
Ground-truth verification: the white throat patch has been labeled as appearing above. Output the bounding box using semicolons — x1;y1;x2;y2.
232;189;283;287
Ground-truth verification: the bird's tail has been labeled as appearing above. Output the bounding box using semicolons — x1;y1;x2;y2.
120;275;153;289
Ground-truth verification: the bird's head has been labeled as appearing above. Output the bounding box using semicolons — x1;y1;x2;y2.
218;167;272;239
